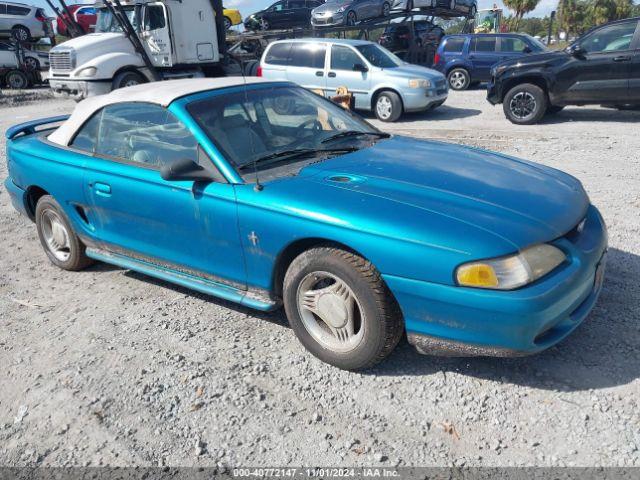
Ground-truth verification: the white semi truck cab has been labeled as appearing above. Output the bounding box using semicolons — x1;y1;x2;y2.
49;0;222;100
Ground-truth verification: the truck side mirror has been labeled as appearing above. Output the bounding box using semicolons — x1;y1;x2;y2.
161;158;213;182
567;43;585;58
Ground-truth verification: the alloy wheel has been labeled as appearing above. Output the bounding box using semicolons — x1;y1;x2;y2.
346;12;357;26
24;56;39;71
296;271;365;353
382;2;390;16
509;91;537;120
376;95;392;120
7;72;27;89
40;209;72;262
449;71;466;89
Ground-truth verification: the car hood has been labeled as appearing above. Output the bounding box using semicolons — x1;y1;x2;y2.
382;63;445;80
497;49;568;69
282;136;588;256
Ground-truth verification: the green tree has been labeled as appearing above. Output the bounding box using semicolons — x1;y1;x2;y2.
587;0;616;24
558;0;584;36
503;0;542;29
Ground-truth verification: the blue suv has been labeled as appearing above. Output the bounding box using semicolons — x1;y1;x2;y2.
433;33;547;90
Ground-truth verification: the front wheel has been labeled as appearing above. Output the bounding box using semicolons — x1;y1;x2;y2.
346;11;357;26
224;16;232;30
503;83;547;125
375;91;403;122
283;247;403;370
35;195;94;271
381;2;390;16
23;56;40;71
112;71;146;90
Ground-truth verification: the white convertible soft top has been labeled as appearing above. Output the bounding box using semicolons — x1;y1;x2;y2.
49;77;274;146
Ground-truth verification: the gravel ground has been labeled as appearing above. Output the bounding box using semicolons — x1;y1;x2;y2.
1;87;639;468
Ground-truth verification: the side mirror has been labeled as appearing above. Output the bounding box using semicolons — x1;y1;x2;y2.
352;63;368;72
523;46;532;54
567;43;585;58
161;158;213;182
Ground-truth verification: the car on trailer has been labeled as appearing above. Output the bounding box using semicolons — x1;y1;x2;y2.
0;1;53;41
56;4;98;36
310;0;391;28
5;78;607;370
244;0;322;31
391;0;477;18
223;6;242;29
0;39;49;70
259;38;448;121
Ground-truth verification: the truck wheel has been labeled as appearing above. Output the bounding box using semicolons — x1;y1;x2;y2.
448;68;470;90
503;83;547;125
11;25;30;42
375;91;403;122
5;70;30;89
283;247;403;370
35;195;94;271
112;71;146;90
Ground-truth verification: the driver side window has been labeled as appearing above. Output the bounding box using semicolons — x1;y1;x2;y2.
331;45;362;71
94;103;199;169
580;21;638;53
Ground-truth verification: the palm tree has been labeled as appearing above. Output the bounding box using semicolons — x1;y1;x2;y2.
503;0;542;30
587;0;616;24
558;0;582;36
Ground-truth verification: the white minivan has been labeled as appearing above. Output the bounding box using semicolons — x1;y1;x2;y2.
259;38;448;122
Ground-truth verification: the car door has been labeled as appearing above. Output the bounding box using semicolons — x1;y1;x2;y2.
140;3;172;67
468;35;500;81
0;42;16;67
557;20;639;104
79;102;247;288
285;42;328;92
326;44;371;109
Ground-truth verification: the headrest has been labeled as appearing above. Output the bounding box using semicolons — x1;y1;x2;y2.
221;114;248;129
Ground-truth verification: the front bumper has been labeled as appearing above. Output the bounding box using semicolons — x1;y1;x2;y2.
487;77;501;105
49;78;112;101
402;84;448;112
311;13;345;26
384;204;608;356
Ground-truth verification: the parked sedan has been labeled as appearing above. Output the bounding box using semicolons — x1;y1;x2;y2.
391;0;476;18
311;0;391;27
5;78;607;370
244;0;323;30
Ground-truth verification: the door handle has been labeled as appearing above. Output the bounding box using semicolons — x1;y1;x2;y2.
328;71;336;77
93;182;112;197
613;55;631;62
315;70;324;76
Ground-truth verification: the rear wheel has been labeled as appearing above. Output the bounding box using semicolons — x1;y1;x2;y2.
112;71;146;90
374;91;403;122
35;195;94;271
503;83;547;125
283;247;403;370
261;18;271;30
447;68;470;90
5;70;30;89
11;25;30;42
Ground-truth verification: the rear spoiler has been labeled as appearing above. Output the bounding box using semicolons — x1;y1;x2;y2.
6;115;70;140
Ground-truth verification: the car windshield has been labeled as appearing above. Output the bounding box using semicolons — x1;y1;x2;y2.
95;7;139;33
187;85;385;181
355;44;403;68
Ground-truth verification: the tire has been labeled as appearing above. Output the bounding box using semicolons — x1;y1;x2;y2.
5;70;29;89
261;18;270;30
112;71;146;90
503;83;547;125
546;105;564;115
346;11;357;26
283;247;403;370
381;2;390;16
243;59;260;76
468;5;477;18
35;195;94;271
23;56;40;71
447;67;470;90
224;16;232;30
11;25;30;42
374;91;403;122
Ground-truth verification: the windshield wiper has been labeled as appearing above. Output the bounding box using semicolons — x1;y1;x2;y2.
238;147;358;171
321;130;390;144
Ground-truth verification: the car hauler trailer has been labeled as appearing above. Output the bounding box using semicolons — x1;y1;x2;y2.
48;0;226;100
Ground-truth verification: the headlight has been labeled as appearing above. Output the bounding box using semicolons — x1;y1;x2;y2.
456;244;566;290
336;6;347;12
77;66;97;77
408;78;432;88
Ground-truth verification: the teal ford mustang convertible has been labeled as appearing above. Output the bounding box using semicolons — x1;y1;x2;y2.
5;78;607;370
